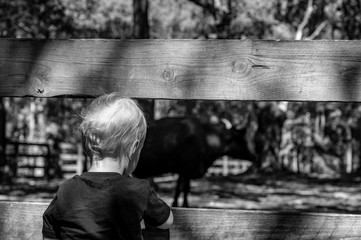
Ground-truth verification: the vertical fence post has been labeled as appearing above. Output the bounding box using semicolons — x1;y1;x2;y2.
0;97;6;182
222;156;228;176
76;143;83;175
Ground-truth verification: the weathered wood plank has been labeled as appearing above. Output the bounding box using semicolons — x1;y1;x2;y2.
2;201;361;240
171;208;361;239
0;201;46;240
2;39;361;101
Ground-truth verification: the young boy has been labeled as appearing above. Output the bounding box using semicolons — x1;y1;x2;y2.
42;93;173;240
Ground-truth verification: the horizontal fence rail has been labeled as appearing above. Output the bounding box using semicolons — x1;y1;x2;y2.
1;39;361;101
1;202;361;240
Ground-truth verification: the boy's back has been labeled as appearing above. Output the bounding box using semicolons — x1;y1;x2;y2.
43;172;170;240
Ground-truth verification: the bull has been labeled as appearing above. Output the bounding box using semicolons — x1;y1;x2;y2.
133;117;255;207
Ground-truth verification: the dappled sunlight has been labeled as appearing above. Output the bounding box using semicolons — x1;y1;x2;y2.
155;174;361;213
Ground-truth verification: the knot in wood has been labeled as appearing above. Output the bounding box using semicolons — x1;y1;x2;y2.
36;88;44;94
232;60;249;74
25;64;49;95
163;69;175;81
31;77;45;95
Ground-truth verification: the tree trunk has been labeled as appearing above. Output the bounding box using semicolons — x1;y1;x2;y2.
133;0;149;39
133;0;154;121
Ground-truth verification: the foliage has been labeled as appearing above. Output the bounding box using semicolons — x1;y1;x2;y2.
5;98;88;144
0;0;133;38
149;0;209;38
0;0;70;38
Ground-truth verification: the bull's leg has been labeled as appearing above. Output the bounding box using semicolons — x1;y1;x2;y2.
172;175;183;207
182;178;190;207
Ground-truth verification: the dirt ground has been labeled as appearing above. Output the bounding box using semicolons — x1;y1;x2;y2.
1;173;361;214
154;173;361;214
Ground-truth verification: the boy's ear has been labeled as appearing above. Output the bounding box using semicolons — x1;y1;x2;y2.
130;140;140;155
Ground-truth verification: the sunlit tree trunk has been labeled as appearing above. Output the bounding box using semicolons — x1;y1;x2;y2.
27;101;36;142
0;98;6;181
345;118;353;173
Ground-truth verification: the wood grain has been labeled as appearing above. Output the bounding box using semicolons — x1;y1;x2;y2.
2;39;361;101
171;208;361;239
2;201;361;239
0;201;46;240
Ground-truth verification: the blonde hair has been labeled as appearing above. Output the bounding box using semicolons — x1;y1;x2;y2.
79;93;147;166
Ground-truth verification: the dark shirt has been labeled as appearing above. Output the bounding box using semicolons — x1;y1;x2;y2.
43;172;170;240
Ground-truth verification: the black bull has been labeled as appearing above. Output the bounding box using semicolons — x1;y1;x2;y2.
133;117;256;207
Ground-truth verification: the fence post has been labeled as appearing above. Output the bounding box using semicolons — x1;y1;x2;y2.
76;143;83;175
222;156;228;176
0;98;5;182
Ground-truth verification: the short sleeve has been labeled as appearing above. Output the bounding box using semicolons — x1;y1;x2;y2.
42;195;60;238
143;184;171;227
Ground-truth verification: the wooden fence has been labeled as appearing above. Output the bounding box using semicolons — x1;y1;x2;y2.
207;156;251;176
1;39;361;239
57;142;84;179
1;201;361;240
5;141;51;179
5;141;84;180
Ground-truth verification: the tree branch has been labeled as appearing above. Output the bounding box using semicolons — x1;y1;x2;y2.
295;0;313;40
305;20;328;40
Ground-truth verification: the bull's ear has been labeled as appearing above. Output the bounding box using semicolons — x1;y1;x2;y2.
234;124;243;130
234;122;250;131
220;118;232;130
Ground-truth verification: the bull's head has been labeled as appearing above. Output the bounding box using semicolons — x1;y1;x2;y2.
221;118;257;162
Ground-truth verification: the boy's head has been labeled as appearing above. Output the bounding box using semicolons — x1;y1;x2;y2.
79;93;147;173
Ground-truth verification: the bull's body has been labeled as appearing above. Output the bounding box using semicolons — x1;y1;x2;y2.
133;117;255;207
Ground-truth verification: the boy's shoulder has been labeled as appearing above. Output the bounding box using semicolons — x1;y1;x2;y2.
118;176;152;193
58;173;151;192
57;175;80;191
